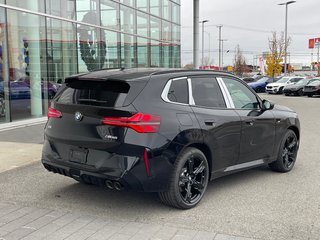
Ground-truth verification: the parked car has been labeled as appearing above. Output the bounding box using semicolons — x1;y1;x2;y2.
283;78;317;96
303;79;320;97
242;77;255;83
247;76;274;93
42;69;300;209
265;76;304;94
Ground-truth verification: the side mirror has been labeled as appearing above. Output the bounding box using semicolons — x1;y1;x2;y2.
262;99;274;111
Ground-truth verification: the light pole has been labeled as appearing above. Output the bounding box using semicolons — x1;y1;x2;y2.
278;1;296;75
200;20;209;68
193;0;200;69
221;39;227;69
217;25;223;69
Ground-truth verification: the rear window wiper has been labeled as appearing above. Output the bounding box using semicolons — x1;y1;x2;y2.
77;99;108;104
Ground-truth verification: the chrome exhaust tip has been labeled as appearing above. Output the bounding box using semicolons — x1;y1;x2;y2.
105;180;114;189
113;181;123;191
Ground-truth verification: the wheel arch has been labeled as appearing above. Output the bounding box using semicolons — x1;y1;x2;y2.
183;142;213;180
288;125;300;141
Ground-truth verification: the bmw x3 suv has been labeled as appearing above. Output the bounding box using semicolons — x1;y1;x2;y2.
265;76;304;94
42;69;300;209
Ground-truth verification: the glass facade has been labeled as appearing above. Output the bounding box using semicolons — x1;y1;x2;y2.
0;0;181;123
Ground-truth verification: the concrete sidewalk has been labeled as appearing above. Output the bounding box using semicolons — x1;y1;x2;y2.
0;201;256;240
0;123;257;240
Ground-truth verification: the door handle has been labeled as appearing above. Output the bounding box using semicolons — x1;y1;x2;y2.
245;120;254;126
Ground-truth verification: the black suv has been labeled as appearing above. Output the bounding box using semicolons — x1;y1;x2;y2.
42;69;300;209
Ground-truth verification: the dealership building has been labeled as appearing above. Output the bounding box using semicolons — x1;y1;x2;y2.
0;0;181;124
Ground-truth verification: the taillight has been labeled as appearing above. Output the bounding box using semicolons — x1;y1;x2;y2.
101;113;161;133
48;107;62;119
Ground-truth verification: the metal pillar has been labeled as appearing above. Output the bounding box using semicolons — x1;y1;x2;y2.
279;1;296;75
217;25;222;69
193;0;199;69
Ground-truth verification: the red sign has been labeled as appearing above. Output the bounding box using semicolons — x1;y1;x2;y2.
309;39;315;49
315;38;320;43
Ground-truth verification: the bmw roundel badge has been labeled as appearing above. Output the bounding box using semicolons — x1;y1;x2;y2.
75;112;83;121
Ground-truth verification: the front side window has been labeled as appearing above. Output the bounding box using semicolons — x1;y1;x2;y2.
167;79;189;104
222;78;260;109
191;77;226;108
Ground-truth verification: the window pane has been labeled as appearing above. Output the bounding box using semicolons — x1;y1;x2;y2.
150;17;160;40
6;0;44;12
46;0;75;19
7;10;48;121
119;0;135;7
76;0;99;24
151;40;160;67
172;2;180;24
102;30;120;69
222;77;260;109
101;0;119;31
77;25;106;72
150;0;160;16
136;0;147;12
137;38;148;67
168;79;188;104
121;34;135;68
137;12;148;37
120;5;135;35
191;77;226;108
162;0;170;20
46;19;77;85
0;7;8;122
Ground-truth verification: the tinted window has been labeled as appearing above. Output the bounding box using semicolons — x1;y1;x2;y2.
167;79;189;104
222;78;260;109
191;77;226;108
57;81;130;107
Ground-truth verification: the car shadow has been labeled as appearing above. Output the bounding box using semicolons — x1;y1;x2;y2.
46;165;275;214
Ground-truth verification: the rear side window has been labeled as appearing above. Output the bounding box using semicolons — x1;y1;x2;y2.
167;79;189;104
57;80;130;107
191;77;226;108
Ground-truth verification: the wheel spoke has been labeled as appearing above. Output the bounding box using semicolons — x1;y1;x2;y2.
193;160;205;175
188;158;194;174
179;175;189;187
288;140;297;150
193;180;204;191
185;183;192;202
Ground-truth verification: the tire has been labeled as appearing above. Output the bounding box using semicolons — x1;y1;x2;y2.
269;130;298;173
307;94;313;98
158;147;209;209
278;87;284;94
0;97;4;117
256;87;263;93
297;89;303;96
284;93;290;96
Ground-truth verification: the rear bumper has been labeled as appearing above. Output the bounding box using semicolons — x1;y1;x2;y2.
41;139;174;192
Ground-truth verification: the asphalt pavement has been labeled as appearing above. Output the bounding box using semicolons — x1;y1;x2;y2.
0;94;319;240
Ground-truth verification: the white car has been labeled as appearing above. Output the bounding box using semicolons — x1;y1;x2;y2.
265;76;304;94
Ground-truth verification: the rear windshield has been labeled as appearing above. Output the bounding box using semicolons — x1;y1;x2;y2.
57;80;131;107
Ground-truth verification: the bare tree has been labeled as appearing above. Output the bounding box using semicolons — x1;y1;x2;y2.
233;45;246;77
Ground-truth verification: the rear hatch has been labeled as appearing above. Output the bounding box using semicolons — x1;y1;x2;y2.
45;78;149;157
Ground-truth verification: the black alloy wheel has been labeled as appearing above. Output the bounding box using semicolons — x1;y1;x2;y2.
269;130;298;172
158;147;209;209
